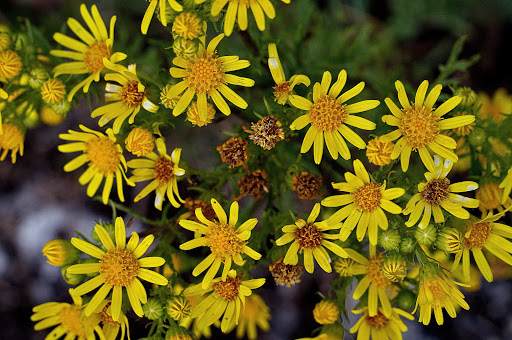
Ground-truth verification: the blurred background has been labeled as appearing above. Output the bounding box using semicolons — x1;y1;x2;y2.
1;0;512;339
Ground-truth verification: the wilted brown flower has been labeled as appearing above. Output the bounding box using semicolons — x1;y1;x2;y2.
243;115;285;150
184;198;216;222
292;172;322;200
217;137;249;168
269;258;304;287
234;170;268;200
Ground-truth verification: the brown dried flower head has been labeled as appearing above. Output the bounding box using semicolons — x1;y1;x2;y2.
234;169;268;200
217;137;249;168
269;258;304;287
184;198;216;222
243;115;285;150
292;172;323;200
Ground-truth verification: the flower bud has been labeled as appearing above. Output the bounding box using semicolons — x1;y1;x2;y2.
382;253;407;282
143;298;164;320
167;296;191;321
468;127;486;147
396;289;416;310
399;237;416;254
415;224;437;246
91;223;114;243
42;239;80;267
61;266;86;285
27;67;48;89
313;300;339;325
172;37;199;60
454;87;478;108
436;227;463;254
378;229;401;251
49;100;71;115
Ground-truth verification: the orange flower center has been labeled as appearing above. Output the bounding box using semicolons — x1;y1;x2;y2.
367;256;390;288
354;182;381;212
85;137;120;175
475;183;502;211
398;104;440;149
309;95;346;131
273;82;291;103
154;157;175;183
295;223;323;249
120;80;146;108
84;41;110;74
464;222;492;249
365;310;389;329
421;178;450;205
58;305;84;336
213;275;242;301
99;248;139;287
426;281;447;301
184;51;225;95
99;302;119;327
205;222;246;259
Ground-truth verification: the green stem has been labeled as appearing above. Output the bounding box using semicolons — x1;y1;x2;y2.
93;197;165;228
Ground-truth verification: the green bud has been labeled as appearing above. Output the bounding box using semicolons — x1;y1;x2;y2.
61;266;86;285
172;37;200;60
167;296;191;321
415;224;437;246
454;87;478;108
27;67;48;89
396;290;416;310
379;229;401;251
91;223;114;243
42;239;80;267
49;100;72;115
143;298;164;320
382;253;407;282
320;324;345;339
436;227;463;253
400;237;416;254
468;127;486;147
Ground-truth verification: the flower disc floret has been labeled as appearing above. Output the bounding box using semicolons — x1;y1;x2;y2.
84;41;110;74
99;248;139;286
399;105;440;149
354;182;382;212
421;178;450;205
294;223;323;248
186;52;224;94
85;136;121;174
309;95;346;131
213;274;242;301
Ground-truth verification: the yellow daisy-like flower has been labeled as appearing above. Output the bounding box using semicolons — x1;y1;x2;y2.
477;88;512;123
51;4;127;101
141;0;183;35
414;263;469;325
349;247;393;317
67;217;169;322
58;125;133;204
267;43;310;105
453;208;512;283
500;167;512;204
321;159;405;245
94;300;130;340
403;155;479;229
125;126;155;157
275;203;349;274
381;80;474;172
0;49;22;79
168;33;254;122
289;70;379;164
176;285;217;339
127;138;185;210
475;182;512;217
0;122;24;163
31;289;104;340
91;63;158;133
179;198;262;288
41;78;66;103
206;0;276;36
349;307;414;340
224;293;271;340
183;269;266;333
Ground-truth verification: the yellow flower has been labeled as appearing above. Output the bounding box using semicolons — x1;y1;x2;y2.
268;258;304;287
183;269;266;333
125;126;155;157
0;122;24;163
127;138;185;210
0;32;11;51
141;0;183;35
333;257;358;277
187;100;216;126
349;307;414;340
403;155;479;229
321;159;405;245
223;294;271;340
172;12;204;40
167;296;192;321
179;198;262;288
91;63;158;133
67;217;169;321
275;203;348;274
454;209;512;283
42;239;80;267
267;43;310;105
476;182;512;217
168;34;254;122
177;285;216;339
414;263;469;325
94;300;130;340
58;125;133;204
40;106;66;126
160;84;181;109
289;70;379;164
500;167;512;204
381;80;474;172
349;247;393;317
313;300;339;325
51;4;127;101
477;88;512;123
366;137;394;166
208;0;276;36
0;49;22;79
41;78;66;103
31;289;104;340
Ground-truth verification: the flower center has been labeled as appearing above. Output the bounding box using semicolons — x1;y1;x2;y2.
154;157;175;183
425;281;447;301
464;222;492;249
366;311;389;329
99;302;118;327
99;248;139;287
367;256;390;288
354;182;381;212
85;137;120;175
213;275;242;301
475;184;502;211
58;305;84;336
0;123;24;150
125;127;154;157
295;223;323;249
84;41;110;74
205;223;246;260
421;178;450;206
120;80;146;108
273;82;290;103
185;52;225;95
398;104;440;149
309;95;346;131
172;12;203;40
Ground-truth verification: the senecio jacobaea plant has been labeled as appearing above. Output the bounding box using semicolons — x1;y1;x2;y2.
0;0;509;339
